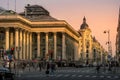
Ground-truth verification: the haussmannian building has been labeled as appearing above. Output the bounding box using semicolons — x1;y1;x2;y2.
78;17;107;64
0;4;106;64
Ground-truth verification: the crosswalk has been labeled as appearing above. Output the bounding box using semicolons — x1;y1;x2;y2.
55;68;107;74
18;67;120;80
55;68;119;74
56;69;95;73
24;74;120;79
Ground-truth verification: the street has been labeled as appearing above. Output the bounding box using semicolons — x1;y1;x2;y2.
16;67;120;80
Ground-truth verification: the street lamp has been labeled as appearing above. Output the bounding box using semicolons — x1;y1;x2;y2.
104;30;112;71
103;30;112;57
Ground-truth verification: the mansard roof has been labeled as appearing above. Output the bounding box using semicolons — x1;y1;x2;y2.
19;4;57;21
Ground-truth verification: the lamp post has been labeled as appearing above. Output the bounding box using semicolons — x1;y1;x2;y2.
104;30;112;57
104;30;112;71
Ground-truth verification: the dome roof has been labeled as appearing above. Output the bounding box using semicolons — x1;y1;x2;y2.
80;16;89;29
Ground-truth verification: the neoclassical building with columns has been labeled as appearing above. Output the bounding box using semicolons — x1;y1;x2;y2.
0;4;106;64
0;5;79;61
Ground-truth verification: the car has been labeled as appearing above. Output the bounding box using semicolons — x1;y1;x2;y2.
0;64;15;80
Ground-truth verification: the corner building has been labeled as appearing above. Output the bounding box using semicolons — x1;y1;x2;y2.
0;4;106;64
78;17;107;64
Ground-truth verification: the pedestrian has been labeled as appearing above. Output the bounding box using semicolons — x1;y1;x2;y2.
45;62;50;76
22;63;25;72
51;62;55;74
96;64;100;73
38;61;42;71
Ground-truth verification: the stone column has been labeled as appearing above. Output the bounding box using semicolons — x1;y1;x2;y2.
5;28;9;50
45;32;48;59
26;32;29;60
15;28;19;59
25;31;27;59
30;32;32;60
19;29;23;60
23;30;26;60
62;33;66;60
74;41;78;61
54;32;57;60
37;33;40;58
10;32;14;48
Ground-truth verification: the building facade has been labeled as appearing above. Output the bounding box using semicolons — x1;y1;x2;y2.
78;17;107;64
0;4;106;64
116;8;120;63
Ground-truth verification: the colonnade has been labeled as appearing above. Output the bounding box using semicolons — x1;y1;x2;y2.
37;32;66;60
5;27;32;60
4;27;67;60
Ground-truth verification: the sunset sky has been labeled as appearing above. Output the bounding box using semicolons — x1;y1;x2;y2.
0;0;120;56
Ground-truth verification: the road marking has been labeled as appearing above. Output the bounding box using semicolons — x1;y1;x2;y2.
86;70;89;73
100;76;104;78
114;76;119;78
64;74;69;77
107;76;111;78
78;75;83;77
85;75;90;77
56;74;62;77
92;76;97;78
71;74;76;77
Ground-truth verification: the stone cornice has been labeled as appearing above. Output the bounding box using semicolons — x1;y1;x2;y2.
0;15;79;42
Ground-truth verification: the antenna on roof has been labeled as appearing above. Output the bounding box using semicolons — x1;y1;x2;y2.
15;0;16;12
7;0;9;10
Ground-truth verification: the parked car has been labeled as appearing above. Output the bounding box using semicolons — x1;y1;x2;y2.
0;64;15;80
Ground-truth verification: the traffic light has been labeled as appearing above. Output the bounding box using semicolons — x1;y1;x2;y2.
11;48;14;55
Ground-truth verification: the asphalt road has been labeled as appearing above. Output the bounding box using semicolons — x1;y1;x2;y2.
15;67;120;80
